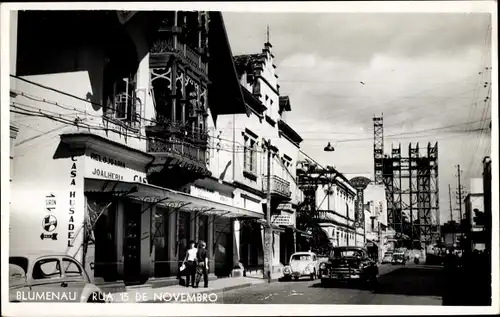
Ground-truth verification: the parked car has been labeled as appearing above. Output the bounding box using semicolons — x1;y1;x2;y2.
9;251;108;303
381;253;393;264
319;246;379;288
282;252;320;280
391;252;407;265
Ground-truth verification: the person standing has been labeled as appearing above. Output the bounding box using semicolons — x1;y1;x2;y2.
196;240;209;288
183;241;198;287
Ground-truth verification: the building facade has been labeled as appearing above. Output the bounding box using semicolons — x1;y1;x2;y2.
296;162;357;254
210;40;304;277
9;10;264;287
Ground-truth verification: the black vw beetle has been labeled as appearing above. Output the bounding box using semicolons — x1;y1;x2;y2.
319;246;379;288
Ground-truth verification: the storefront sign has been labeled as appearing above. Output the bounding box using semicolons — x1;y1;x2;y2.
85;152;147;183
271;214;295;226
67;156;78;247
277;203;293;211
190;186;233;205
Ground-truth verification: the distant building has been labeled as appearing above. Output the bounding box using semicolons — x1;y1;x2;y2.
463;177;486;252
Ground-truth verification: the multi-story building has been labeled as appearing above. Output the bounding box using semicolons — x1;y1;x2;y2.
296;163;357;253
210;40;304;277
9;10;265;288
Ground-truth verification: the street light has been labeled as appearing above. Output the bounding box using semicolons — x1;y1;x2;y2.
324;142;335;152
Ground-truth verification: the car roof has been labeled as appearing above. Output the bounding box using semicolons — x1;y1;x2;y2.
333;246;366;250
292;252;315;256
10;251;74;262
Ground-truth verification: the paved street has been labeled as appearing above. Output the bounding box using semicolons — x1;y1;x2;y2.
214;264;444;305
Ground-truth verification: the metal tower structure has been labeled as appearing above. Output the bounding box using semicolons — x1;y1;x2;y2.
374;116;440;248
373;115;384;185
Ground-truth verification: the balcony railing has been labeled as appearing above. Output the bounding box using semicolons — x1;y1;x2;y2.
150;36;208;73
147;136;207;165
145;117;209;169
262;175;291;198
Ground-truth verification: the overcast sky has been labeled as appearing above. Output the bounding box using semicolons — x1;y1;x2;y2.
223;12;493;224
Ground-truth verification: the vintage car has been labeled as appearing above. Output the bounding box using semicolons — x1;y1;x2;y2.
381;253;393;264
319;246;379;287
9;251;108;303
391;252;407;265
282;252;320;280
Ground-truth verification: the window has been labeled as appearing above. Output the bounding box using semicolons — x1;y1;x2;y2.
371;218;375;231
243;136;257;175
62;259;83;278
32;259;61;280
291;254;311;261
105;76;140;124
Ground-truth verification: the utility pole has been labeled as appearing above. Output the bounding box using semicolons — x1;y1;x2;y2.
448;184;455;243
455;165;466;248
455;165;465;226
263;139;273;283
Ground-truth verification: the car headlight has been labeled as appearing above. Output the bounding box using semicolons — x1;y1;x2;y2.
319;262;327;270
283;266;291;273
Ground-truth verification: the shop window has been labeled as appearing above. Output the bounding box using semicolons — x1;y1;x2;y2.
178;211;191;262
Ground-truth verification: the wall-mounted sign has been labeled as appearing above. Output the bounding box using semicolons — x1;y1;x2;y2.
190;186;234;206
277;203;293;212
85;152;148;183
271;214;295;226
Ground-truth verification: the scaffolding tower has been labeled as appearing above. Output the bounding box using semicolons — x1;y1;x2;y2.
373;115;440;249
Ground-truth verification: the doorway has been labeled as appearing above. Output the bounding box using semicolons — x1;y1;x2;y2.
123;203;142;284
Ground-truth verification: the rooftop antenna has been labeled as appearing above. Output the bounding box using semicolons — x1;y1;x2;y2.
266;25;270;43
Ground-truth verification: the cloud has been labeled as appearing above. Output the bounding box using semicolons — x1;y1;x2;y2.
224;12;491;63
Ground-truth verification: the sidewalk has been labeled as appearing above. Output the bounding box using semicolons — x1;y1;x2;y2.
109;277;265;303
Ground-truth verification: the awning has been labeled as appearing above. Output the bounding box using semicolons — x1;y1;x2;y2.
84;178;263;219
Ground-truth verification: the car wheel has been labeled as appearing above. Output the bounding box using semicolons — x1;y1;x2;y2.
310;269;316;280
294;276;299;281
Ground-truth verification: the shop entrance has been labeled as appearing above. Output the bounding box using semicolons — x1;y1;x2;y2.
92;199;118;282
124;203;142;284
214;217;233;277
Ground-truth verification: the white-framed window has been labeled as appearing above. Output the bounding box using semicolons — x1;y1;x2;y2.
104;75;141;126
243;135;258;175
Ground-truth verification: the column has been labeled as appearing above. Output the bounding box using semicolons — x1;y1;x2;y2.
233;219;241;267
115;202;125;277
168;208;177;276
273;231;280;266
190;212;196;241
140;204;152;279
194;211;199;242
207;215;215;270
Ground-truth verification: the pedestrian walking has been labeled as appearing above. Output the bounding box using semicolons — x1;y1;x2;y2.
195;240;209;288
182;241;198;287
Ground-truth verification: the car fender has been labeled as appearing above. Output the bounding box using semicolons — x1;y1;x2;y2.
80;284;106;302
